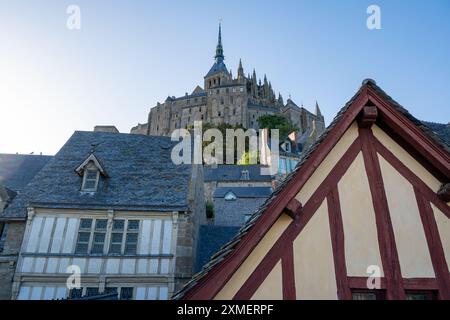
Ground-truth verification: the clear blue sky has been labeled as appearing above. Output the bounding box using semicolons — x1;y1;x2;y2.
1;0;449;155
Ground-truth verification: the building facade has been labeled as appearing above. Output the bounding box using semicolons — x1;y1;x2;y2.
2;131;205;300
175;79;450;300
0;154;52;300
131;24;325;141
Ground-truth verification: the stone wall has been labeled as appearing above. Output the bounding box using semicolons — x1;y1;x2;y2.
0;221;25;300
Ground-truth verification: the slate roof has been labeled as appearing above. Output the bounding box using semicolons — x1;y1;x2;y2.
213;187;273;198
0;154;53;192
2;131;192;219
195;225;240;273
204;165;273;182
172;79;450;299
421;121;450;147
205;61;230;78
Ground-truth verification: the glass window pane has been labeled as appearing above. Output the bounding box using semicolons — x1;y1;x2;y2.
95;219;107;230
94;233;105;242
84;180;97;190
91;243;104;254
120;287;133;300
111;233;123;243
113;220;125;231
126;233;138;243
406;292;435;300
77;232;90;243
104;287;118;295
86;287;99;297
125;243;137;254
70;288;83;299
127;220;140;230
109;243;122;254
86;170;98;180
80;219;92;229
75;243;88;254
352;292;377;300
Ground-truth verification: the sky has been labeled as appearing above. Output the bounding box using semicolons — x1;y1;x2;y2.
0;0;449;155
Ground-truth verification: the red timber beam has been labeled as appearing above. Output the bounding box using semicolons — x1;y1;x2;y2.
281;243;296;300
284;198;302;219
327;187;352;299
233;137;362;299
414;188;450;299
358;123;406;299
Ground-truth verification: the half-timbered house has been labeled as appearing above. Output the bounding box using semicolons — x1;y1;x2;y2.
174;79;450;300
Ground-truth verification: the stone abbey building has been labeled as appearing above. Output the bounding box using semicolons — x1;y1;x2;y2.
131;24;325;138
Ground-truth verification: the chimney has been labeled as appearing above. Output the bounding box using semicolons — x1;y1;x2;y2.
94;125;119;133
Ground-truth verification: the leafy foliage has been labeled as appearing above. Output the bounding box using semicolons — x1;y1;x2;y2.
257;114;298;140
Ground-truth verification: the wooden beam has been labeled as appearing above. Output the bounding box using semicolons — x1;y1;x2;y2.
359;127;406;300
284;198;302;219
414;187;450;300
358;105;378;128
281;243;296;300
327;187;352;300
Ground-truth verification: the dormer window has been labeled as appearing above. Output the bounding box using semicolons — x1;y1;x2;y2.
240;169;250;181
82;166;99;191
224;191;237;201
75;153;108;193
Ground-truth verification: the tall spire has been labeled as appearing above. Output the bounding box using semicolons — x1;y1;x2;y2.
237;58;244;79
215;23;224;63
315;101;323;117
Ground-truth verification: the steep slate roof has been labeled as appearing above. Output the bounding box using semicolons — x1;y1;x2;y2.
213;187;273;198
204;165;272;182
0;154;53;192
2;131;192;219
173;79;450;299
205;61;230;78
421;121;450;147
195;225;240;273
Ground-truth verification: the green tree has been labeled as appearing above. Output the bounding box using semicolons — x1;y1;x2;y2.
257;114;298;140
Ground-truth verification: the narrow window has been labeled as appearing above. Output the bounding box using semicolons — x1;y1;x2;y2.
75;218;93;254
91;219;107;254
82;168;99;192
109;219;125;254
405;291;437;300
351;290;386;300
125;220;140;254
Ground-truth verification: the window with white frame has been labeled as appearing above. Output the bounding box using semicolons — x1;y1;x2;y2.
224;191;237;201
81;164;100;192
109;219;140;255
74;218;107;254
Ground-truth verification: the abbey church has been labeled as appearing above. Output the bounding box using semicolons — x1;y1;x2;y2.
131;24;325;139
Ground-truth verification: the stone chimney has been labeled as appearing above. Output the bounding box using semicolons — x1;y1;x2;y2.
94;125;119;133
